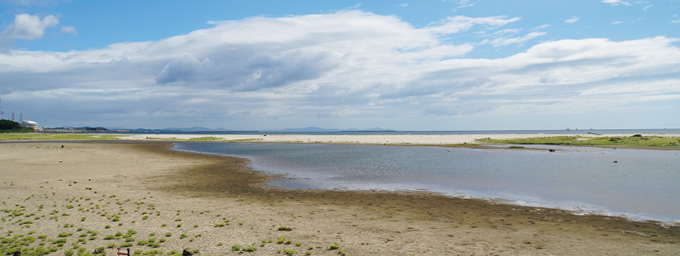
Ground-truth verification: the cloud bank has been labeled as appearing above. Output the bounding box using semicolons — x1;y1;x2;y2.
0;11;678;129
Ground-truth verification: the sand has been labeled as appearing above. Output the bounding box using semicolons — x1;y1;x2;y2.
1;142;678;255
120;133;680;146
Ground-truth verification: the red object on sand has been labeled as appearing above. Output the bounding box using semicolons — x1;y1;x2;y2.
117;248;130;256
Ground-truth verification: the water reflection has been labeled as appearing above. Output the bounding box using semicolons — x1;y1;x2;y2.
174;142;680;223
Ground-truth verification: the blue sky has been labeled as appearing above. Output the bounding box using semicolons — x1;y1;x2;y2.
0;0;679;130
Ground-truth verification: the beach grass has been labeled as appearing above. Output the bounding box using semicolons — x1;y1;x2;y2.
188;136;223;141
476;135;680;147
0;133;124;141
0;183;339;256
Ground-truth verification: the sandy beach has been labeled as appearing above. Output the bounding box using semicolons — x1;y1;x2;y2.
1;141;678;255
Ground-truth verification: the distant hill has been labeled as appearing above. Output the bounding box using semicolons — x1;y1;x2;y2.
264;127;395;132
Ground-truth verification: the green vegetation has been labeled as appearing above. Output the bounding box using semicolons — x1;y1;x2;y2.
477;135;680;147
277;226;292;231
0;133;123;140
0;120;34;133
0;174;357;256
188;136;223;141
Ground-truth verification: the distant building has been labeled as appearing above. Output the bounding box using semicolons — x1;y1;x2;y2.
21;120;42;132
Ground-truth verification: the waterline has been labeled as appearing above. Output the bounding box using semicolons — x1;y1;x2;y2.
173;142;680;225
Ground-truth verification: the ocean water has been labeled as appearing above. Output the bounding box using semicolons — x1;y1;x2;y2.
173;142;680;224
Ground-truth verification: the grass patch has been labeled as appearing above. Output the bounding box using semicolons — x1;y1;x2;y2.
188;136;223;141
0;133;125;140
277;226;292;231
477;135;680;147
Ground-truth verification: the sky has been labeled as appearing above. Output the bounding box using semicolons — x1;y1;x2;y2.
0;0;679;130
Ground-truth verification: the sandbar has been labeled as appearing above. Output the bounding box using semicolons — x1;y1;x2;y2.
121;133;680;146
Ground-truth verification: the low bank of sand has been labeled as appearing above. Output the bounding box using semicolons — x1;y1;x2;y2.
1;142;678;255
121;133;680;145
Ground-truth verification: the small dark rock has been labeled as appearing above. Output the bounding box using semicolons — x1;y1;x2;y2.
548;149;556;152
182;249;193;256
631;134;642;137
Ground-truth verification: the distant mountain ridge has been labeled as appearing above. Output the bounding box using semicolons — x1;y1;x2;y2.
102;126;395;133
262;127;395;132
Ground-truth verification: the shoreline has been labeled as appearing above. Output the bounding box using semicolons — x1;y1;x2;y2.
3;132;680;151
120;133;680;145
1;142;679;255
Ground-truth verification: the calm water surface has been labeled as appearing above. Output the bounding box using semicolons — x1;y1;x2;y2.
173;142;680;224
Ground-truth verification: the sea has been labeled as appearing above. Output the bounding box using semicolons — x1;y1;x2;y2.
168;129;680;225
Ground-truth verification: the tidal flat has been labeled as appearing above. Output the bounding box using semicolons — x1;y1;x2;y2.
0;142;678;255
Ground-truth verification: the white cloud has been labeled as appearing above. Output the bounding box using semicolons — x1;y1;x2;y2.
1;14;59;40
533;24;551;30
481;31;547;47
564;16;580;24
397;3;408;7
601;0;630;6
0;11;678;129
426;16;520;34
60;25;77;35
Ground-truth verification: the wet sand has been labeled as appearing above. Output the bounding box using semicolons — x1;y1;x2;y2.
0;142;678;255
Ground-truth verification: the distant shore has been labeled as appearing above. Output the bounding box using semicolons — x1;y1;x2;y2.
120;132;680;145
1;141;679;255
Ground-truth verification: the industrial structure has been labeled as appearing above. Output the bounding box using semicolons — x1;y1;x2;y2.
0;97;42;131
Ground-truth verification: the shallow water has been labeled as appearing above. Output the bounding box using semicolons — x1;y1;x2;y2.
173;142;680;224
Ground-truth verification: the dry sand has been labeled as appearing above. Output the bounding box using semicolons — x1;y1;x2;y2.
120;133;680;146
0;142;678;255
